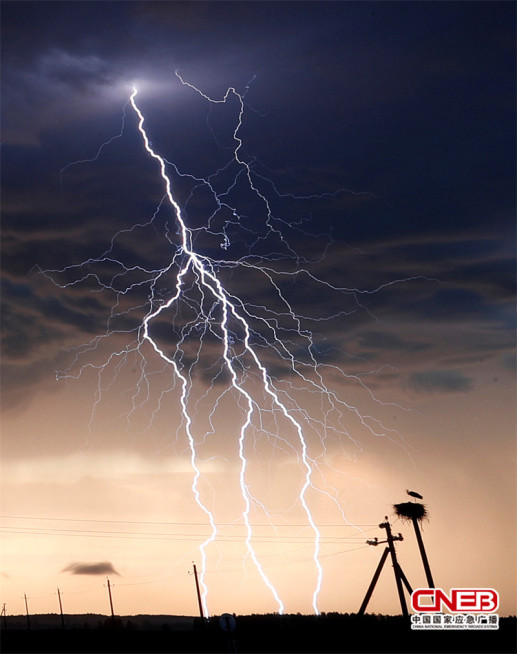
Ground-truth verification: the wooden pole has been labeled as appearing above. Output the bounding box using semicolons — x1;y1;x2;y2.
24;594;31;631
412;516;435;588
397;566;413;595
106;577;115;620
358;547;389;615
57;587;65;629
380;519;408;617
192;563;205;620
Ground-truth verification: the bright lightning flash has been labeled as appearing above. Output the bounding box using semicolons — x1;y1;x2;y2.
42;74;421;616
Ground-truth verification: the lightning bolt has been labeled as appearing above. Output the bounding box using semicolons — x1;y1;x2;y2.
42;74;427;616
130;84;320;614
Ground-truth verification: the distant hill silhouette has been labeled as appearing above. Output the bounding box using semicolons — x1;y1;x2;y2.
3;613;194;631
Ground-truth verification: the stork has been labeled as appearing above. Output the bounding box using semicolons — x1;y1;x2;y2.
406;489;423;500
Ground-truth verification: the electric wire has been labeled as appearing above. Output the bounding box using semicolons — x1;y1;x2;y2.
0;514;378;528
0;526;373;544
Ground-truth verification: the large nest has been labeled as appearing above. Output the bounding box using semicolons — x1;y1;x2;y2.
393;501;428;523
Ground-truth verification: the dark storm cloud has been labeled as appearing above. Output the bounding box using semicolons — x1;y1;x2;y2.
40;50;113;91
357;330;430;353
408;370;474;395
63;561;120;576
1;275;108;359
502;352;517;372
1;1;515;413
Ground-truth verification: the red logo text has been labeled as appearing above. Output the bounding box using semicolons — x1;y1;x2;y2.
411;588;499;613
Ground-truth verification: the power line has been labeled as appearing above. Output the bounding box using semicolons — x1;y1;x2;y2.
0;514;378;528
0;526;370;544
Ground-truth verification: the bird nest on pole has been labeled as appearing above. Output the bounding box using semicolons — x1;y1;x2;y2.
393;501;428;523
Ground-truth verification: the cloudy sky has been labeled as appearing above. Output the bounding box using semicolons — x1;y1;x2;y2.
1;1;515;619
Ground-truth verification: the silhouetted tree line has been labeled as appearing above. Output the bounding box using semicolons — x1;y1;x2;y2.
2;613;515;653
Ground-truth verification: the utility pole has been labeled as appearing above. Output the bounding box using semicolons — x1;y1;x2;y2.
192;563;205;621
358;547;389;615
411;516;435;588
359;518;412;617
380;518;408;617
106;577;115;621
24;594;31;631
57;587;65;629
1;603;7;631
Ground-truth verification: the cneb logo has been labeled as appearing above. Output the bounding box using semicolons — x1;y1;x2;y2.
411;588;499;613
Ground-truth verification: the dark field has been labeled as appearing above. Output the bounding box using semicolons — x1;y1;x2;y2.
1;613;515;653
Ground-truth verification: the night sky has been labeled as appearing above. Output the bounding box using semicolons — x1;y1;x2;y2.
1;1;515;618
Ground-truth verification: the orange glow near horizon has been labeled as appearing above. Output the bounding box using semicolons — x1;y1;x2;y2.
1;359;515;618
